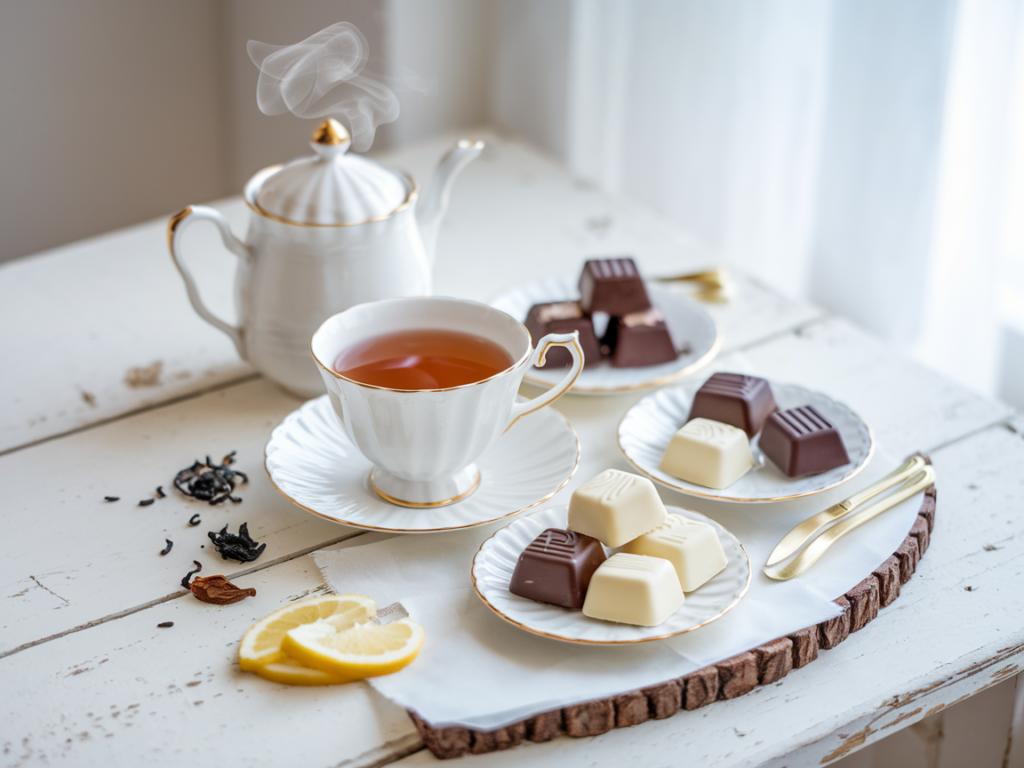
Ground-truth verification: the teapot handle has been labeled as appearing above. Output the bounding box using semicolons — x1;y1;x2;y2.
167;206;248;359
503;332;583;432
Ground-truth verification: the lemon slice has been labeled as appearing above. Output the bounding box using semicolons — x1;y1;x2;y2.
282;617;425;679
252;656;353;686
238;594;375;671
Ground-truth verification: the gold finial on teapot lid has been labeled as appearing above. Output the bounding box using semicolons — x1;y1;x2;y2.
312;118;350;145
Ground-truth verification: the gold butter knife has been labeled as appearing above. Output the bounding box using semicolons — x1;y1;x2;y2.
654;267;734;302
764;465;935;581
765;454;928;567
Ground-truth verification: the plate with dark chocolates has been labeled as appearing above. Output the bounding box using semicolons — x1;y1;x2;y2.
617;373;875;502
471;487;750;644
491;257;721;394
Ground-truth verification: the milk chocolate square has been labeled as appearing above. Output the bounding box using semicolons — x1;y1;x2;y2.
509;528;607;610
578;257;652;316
759;405;850;477
688;373;777;437
602;309;678;368
524;301;603;368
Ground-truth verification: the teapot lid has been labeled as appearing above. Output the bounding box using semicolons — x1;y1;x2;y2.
253;119;410;225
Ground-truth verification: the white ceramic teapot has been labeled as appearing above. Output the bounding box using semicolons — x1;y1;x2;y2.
168;119;483;397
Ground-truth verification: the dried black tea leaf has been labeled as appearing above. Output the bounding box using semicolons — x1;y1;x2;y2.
190;575;257;605
155;486;166;498
160;539;173;556
174;455;248;505
157;622;174;628
222;450;237;466
208;523;266;563
139;499;155;507
104;496;120;502
180;560;202;590
188;513;201;527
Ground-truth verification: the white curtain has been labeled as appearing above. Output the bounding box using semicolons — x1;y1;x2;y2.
490;0;1024;403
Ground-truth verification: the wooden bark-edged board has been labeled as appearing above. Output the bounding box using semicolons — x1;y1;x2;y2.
408;484;938;760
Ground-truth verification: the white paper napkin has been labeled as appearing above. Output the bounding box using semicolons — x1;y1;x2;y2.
312;438;924;730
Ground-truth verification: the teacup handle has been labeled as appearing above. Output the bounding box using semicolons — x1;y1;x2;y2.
167;206;249;359
504;332;583;431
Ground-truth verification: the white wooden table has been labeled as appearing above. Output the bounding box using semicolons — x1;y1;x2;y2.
1;132;1021;768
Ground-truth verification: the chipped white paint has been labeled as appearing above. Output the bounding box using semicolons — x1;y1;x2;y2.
0;132;1019;767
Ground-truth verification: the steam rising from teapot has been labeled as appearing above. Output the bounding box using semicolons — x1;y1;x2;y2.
248;22;401;153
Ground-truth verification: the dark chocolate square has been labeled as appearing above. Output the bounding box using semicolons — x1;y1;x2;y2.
602;309;678;367
524;302;603;368
688;373;777;437
578;257;651;316
759;405;850;477
508;528;606;610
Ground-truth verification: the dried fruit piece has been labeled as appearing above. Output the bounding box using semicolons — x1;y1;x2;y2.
190;575;256;605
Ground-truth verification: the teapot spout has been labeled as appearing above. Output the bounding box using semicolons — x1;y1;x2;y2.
416;140;484;265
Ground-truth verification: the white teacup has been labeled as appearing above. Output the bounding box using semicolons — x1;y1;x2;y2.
310;296;583;507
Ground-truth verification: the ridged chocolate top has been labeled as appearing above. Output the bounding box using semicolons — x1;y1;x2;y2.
773;405;834;437
699;373;768;398
587;258;640;280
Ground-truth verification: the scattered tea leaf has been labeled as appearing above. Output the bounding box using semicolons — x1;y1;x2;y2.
208;523;265;563
189;575;256;605
160;539;173;556
104;496;120;502
188;513;201;527
155;486;166;498
139;499;155;507
157;622;174;628
174;456;248;505
222;450;237;466
180;560;202;590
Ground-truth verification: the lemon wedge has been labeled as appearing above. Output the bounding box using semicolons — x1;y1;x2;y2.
238;594;375;672
251;657;353;686
282;617;425;679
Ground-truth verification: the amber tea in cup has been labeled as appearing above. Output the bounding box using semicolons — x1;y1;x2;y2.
333;329;514;389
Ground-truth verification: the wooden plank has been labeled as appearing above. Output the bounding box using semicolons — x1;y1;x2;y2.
0;379;360;656
0;554;421;768
384;422;1024;767
0;133;822;454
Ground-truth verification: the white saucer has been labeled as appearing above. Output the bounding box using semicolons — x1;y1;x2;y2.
472;505;750;644
618;380;875;503
265;396;580;533
491;277;721;394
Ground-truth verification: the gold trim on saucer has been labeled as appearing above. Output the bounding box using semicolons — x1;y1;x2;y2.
469;508;752;645
616;388;878;504
263;408;581;534
369;468;482;508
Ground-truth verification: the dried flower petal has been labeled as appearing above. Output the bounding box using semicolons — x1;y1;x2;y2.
189;575;257;605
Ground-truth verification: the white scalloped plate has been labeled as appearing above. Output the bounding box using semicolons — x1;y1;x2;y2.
618;381;875;503
472;505;750;644
265;395;580;533
491;277;721;394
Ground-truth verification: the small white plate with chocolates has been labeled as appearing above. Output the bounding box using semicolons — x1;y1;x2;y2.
618;373;875;503
472;470;751;644
491;258;721;394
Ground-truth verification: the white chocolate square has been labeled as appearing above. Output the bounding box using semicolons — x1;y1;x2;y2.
620;515;728;592
582;553;684;626
658;418;753;489
567;469;667;547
